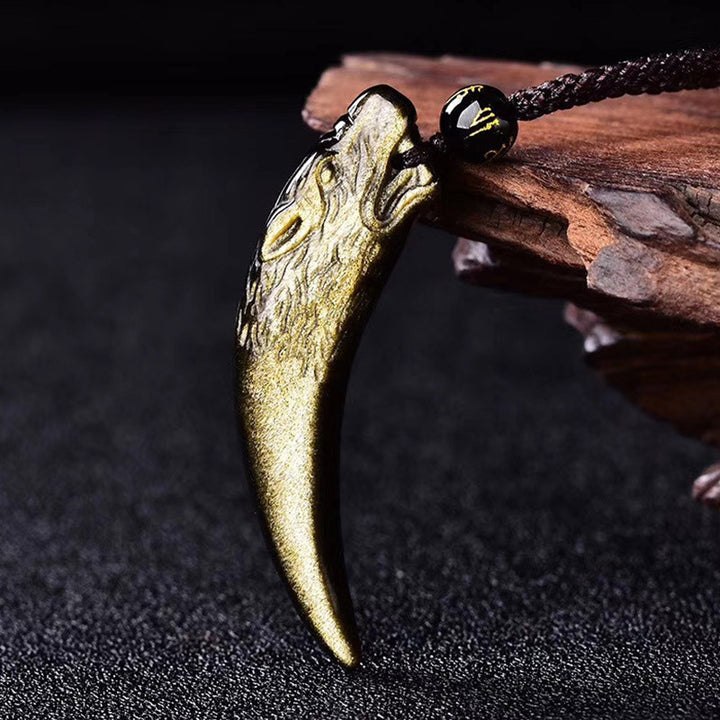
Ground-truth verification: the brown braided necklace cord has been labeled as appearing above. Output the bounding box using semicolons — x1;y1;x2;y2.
511;47;720;119
396;47;720;168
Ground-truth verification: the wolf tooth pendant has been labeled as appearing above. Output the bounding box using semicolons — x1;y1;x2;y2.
236;85;438;666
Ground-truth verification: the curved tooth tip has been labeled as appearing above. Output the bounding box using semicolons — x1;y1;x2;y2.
256;472;361;666
278;543;361;667
323;622;361;669
305;590;360;667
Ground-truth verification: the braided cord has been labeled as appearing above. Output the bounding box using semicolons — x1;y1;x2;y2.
393;47;720;169
509;48;720;121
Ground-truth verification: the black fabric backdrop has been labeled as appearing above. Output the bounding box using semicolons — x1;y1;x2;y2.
0;101;719;719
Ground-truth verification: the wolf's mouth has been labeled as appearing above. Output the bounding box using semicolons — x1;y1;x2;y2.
321;108;434;227
374;128;435;223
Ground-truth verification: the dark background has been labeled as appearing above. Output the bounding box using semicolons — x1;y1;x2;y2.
1;2;720;718
0;0;718;98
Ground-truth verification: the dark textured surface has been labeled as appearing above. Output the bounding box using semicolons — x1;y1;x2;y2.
0;101;719;719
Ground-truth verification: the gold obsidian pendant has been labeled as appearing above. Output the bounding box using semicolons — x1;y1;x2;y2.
236;86;438;667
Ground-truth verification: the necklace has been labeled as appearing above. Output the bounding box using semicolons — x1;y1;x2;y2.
235;48;720;667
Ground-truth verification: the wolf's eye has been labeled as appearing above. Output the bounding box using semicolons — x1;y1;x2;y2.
262;211;309;261
318;160;335;185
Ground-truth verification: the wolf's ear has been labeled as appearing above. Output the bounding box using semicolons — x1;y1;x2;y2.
261;205;311;262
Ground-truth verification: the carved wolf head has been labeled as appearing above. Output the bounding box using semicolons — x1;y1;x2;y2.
266;86;434;254
238;85;436;368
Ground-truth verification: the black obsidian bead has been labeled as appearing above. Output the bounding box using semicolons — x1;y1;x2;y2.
440;84;518;163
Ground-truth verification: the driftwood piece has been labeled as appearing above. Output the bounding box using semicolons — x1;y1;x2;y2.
304;54;720;499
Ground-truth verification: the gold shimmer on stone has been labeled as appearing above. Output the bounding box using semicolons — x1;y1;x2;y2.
236;86;437;667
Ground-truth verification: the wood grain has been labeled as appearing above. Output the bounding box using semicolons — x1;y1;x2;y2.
304;54;720;491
